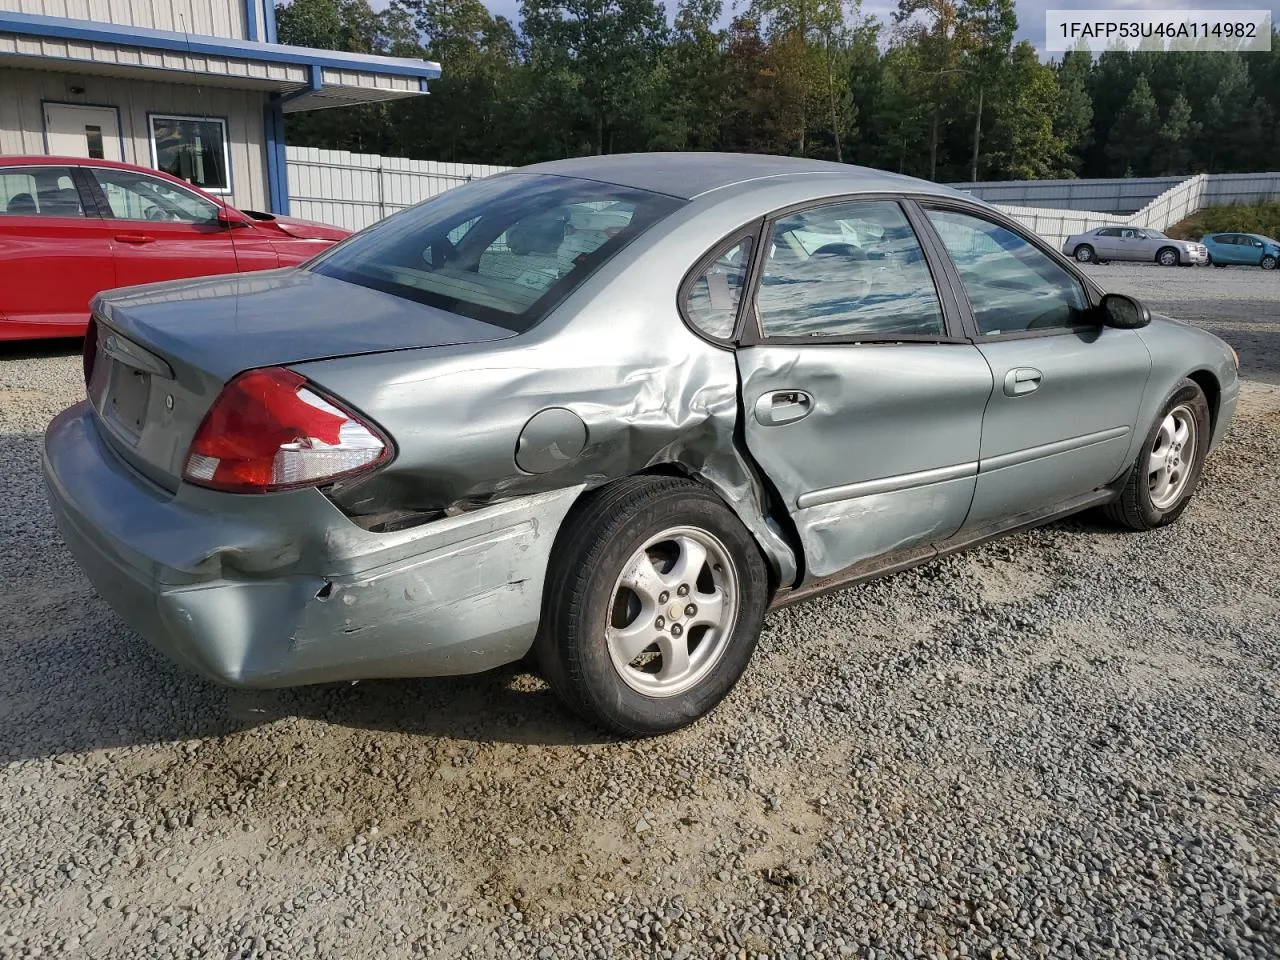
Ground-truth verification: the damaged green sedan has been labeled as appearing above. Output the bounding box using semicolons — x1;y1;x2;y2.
43;153;1240;735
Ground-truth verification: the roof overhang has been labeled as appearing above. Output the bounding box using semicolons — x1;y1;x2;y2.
0;11;440;112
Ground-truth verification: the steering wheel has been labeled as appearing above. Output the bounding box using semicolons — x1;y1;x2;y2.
144;206;173;222
811;242;864;259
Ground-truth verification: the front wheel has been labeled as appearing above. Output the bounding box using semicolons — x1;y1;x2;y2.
1157;247;1180;267
1261;254;1277;270
1104;380;1211;531
535;476;769;736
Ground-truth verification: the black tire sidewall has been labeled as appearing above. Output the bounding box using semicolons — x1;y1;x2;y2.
545;481;769;736
1130;382;1211;527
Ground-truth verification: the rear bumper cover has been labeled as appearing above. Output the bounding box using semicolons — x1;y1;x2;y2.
43;403;581;688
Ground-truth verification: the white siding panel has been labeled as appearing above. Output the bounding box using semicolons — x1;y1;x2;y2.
286;145;512;232
0;65;269;210
0;0;251;40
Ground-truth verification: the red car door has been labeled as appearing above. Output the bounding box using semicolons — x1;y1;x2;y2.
85;166;240;288
0;164;115;339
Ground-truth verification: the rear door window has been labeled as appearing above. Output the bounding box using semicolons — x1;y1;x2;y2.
755;200;945;338
0;167;85;217
312;174;683;333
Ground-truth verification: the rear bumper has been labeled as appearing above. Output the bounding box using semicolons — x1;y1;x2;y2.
43;403;582;688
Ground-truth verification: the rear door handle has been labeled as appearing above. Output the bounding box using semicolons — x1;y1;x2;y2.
114;233;156;245
755;389;813;425
1003;367;1042;397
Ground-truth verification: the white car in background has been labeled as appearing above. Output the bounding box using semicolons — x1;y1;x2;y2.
1063;226;1208;267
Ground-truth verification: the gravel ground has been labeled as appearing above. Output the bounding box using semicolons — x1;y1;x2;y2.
1;265;1278;959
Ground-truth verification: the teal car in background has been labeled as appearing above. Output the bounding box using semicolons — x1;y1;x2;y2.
1201;232;1280;270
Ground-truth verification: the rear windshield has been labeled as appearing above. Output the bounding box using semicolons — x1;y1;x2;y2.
310;173;683;333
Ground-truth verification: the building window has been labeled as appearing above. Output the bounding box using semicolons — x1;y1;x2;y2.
149;115;230;193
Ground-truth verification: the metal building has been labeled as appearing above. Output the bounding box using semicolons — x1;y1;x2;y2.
0;1;440;215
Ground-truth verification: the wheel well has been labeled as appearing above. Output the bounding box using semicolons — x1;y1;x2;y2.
1187;369;1221;433
634;463;801;592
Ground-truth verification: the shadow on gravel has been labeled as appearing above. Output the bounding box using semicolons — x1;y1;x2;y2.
0;338;81;363
1;632;608;764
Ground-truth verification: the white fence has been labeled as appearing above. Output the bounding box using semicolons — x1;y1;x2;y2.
993;175;1216;251
285;147;1275;251
951;171;1280;214
286;146;509;232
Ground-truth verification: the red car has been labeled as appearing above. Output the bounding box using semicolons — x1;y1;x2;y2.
0;156;351;341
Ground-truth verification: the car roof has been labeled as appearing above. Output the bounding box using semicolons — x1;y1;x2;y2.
0;155;152;172
513;152;959;201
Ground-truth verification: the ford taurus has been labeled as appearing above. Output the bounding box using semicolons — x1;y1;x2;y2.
43;153;1240;736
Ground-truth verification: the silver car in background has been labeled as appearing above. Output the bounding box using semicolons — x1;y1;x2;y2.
1063;226;1208;266
44;154;1239;736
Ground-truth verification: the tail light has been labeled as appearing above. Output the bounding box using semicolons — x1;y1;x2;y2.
83;318;98;386
183;367;390;494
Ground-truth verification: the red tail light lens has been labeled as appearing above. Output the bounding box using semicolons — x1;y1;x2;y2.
183;367;390;494
83;318;98;386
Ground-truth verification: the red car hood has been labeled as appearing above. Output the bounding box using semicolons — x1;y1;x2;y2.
242;210;350;242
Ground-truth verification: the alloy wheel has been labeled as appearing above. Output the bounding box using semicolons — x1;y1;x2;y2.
1148;404;1198;510
606;526;740;698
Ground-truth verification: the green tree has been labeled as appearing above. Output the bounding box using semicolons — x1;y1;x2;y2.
958;0;1015;181
1106;74;1160;176
1155;93;1198;175
520;0;669;156
1053;48;1093;175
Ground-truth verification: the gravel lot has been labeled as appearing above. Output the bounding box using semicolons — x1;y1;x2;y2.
1;264;1277;959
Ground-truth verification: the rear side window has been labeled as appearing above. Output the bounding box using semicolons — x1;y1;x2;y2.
0;167;84;217
312;174;683;333
756;200;945;338
684;237;753;339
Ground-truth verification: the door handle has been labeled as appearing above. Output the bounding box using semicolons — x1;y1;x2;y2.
114;233;156;245
755;389;813;426
1003;367;1042;397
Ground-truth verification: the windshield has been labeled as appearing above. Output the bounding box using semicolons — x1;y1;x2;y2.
1145;230;1168;239
310;173;683;333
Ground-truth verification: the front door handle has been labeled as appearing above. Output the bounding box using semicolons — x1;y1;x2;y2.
755;389;813;425
114;233;156;245
1003;367;1043;397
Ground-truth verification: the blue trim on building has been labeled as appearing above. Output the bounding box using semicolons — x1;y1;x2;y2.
0;11;441;80
281;65;323;106
244;0;259;42
264;96;290;216
263;0;278;45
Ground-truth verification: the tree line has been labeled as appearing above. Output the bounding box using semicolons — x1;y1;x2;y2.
277;0;1280;182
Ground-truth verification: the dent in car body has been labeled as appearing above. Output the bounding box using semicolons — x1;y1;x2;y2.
44;402;584;686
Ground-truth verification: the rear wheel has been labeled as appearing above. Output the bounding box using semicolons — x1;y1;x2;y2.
1104;380;1211;531
535;476;769;736
1074;244;1095;264
1261;254;1277;270
1157;247;1180;267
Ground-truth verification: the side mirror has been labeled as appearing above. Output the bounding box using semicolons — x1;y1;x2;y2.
217;208;250;229
1100;293;1151;330
1254;241;1264;248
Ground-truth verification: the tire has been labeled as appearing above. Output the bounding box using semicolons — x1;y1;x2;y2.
1074;244;1095;264
1261;254;1277;271
535;476;769;736
1104;379;1211;531
1157;247;1180;267
1212;257;1227;268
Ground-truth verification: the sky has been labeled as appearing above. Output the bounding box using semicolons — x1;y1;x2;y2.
369;0;1278;56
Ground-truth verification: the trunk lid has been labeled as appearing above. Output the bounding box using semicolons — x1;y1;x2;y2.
88;269;515;491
